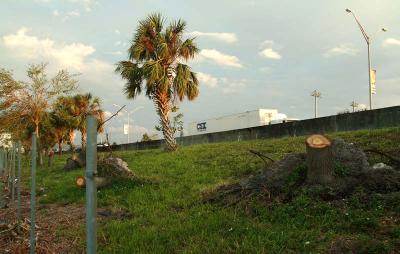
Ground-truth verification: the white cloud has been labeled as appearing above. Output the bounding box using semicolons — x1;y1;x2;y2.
259;40;282;60
67;0;97;12
36;0;96;12
3;27;96;70
220;78;247;94
198;49;242;68
115;29;120;35
108;51;123;55
323;44;358;57
114;41;121;46
382;38;400;47
62;10;81;21
197;72;218;88
67;10;80;17
196;72;247;93
259;66;272;73
186;31;237;43
259;48;282;59
260;40;275;48
358;104;367;110
52;10;59;16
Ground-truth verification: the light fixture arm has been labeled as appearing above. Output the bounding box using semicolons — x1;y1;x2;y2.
349;11;370;44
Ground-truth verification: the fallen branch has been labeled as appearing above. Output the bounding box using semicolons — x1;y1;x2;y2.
99;105;126;127
249;150;275;164
364;149;400;166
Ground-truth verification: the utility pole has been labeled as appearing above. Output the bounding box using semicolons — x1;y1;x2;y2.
113;104;143;144
350;101;359;112
346;9;386;110
311;90;321;118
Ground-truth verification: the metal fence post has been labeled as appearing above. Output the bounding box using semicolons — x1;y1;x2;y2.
30;133;37;254
0;148;4;209
5;149;9;192
86;116;98;254
11;144;16;202
17;141;22;233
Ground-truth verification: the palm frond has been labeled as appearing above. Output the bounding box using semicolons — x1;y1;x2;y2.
167;19;186;41
186;71;199;100
129;13;164;61
147;13;164;34
143;60;164;87
115;61;144;99
173;63;199;101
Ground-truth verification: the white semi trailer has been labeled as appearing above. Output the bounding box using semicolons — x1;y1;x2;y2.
188;109;288;136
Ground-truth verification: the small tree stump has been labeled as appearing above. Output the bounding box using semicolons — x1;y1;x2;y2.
75;176;111;188
76;176;86;188
305;134;334;185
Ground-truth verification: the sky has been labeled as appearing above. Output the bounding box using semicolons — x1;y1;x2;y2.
1;0;400;144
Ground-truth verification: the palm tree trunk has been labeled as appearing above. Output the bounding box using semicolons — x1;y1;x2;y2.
58;141;63;156
81;129;87;151
69;130;75;152
154;91;177;151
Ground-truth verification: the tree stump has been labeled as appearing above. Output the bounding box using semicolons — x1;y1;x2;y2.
75;176;111;188
305;134;334;185
76;176;86;188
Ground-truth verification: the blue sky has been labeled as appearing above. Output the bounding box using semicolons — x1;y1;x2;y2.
1;0;400;144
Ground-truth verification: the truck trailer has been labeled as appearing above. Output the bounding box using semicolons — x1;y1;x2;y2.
187;109;287;136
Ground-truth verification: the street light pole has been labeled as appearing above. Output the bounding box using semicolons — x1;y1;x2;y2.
311;90;321;118
113;104;143;144
346;8;386;110
315;96;317;118
127;112;130;143
367;42;372;110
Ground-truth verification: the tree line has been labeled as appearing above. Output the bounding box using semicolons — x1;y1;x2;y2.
0;63;104;165
1;12;201;157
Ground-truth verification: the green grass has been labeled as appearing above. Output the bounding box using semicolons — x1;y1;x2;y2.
22;128;400;253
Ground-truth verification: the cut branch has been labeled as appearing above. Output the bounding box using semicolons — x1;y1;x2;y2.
249;150;275;164
364;149;400;166
100;105;126;127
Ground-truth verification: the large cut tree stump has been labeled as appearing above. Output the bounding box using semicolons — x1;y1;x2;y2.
305;134;334;185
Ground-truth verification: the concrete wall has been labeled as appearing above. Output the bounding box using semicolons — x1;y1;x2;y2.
103;106;400;152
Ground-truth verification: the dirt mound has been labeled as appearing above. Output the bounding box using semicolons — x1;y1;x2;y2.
98;156;135;179
205;137;400;205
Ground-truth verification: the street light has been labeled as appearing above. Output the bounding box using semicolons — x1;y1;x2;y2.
112;104;144;143
311;90;321;118
345;8;387;110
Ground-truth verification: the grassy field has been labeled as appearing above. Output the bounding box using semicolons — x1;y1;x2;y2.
23;128;400;253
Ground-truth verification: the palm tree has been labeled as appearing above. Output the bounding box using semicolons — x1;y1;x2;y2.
51;100;72;155
52;96;78;152
71;93;104;150
115;13;199;151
